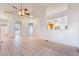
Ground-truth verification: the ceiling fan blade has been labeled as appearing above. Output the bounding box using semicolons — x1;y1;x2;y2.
4;11;15;14
25;12;30;15
3;11;18;15
12;6;18;10
24;8;28;11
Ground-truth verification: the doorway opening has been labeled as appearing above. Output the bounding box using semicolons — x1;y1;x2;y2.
14;21;21;47
28;23;34;36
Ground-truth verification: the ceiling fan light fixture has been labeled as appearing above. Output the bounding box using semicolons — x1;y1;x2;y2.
12;3;30;16
18;11;25;16
18;11;22;16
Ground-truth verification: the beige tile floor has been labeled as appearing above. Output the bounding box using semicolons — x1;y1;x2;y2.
0;35;79;56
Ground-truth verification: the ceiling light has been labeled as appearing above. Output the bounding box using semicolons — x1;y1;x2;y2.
18;11;25;16
30;15;33;18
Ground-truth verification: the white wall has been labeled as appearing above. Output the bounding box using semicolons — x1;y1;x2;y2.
20;17;40;37
40;4;79;48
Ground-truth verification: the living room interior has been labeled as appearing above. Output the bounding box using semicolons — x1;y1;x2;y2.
0;3;79;56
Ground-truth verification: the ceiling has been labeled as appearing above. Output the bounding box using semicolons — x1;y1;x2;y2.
0;3;68;17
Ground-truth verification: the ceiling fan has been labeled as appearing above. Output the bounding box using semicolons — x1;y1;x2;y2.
12;3;30;16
